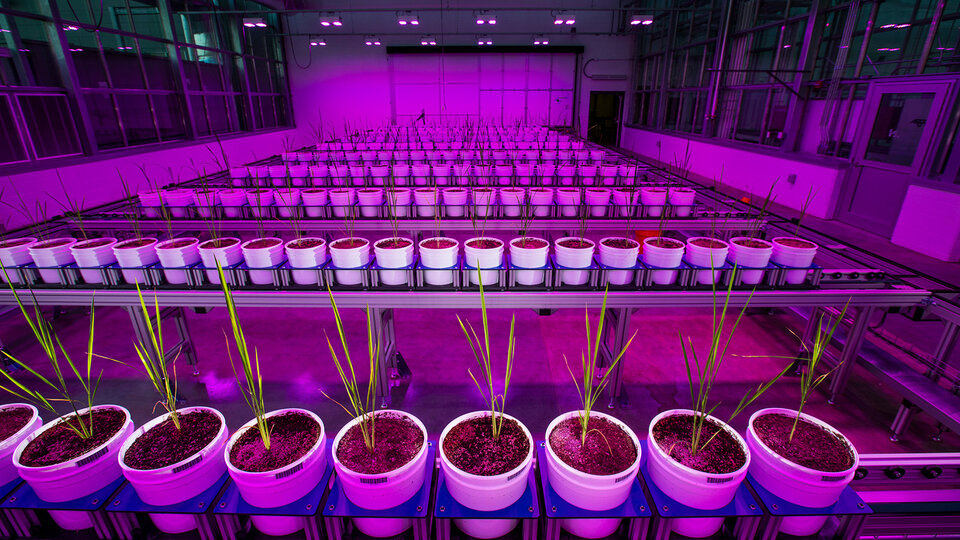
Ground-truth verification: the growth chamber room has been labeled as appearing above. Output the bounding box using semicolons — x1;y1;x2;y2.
0;0;959;539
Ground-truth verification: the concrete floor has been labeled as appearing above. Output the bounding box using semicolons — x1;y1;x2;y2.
1;299;958;456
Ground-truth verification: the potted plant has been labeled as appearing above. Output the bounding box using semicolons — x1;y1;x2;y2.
324;291;429;537
545;290;639;538
500;187;525;218
728;238;773;285
413;188;437;218
218;264;326;536
771;237;818;284
117;286;228;534
275;187;301;219
555;208;595;286
442;187;469;217
668;187;696;217
509;203;548;286
302;188;328;218
684;237;730;285
357;188;384;218
0;283;133;531
586;188;611;218
640;187;667;218
439;278;533;539
611;188;638;218
155;237;200;285
329;188;356;218
642;237;686;285
472;187;496;218
598;237;640;286
556;188;581;218
218;188;247;218
329;205;370;286
28;237;78;284
529;187;553;217
0;237;38;284
374;183;414;287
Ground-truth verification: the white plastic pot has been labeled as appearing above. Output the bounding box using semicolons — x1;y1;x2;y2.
771;237;819;285
225;409;326;536
161;190;194;218
329;189;356;219
71;238;118;284
370;165;390;186
439;411;534;539
728;238;773;285
274;188;301;219
443;188;469;217
357;189;384;218
515;164;534;185
219;189;247;218
599;238;640;286
600;166;618;186
308;165;328;186
579;165;598;186
640;187;668;218
586;189;612;218
113;238;159;284
329;238;371;286
374;237;414;286
611;189;639;218
302;189;328;218
241;238;284;285
269;166;288;188
538;163;556;185
229;167;249;187
556;189;581;218
472;189;496;218
332;410;429;537
289;166;309;187
0;405;40;486
15;405;134;531
555;237;595;286
29;238;78;283
0;237;37;284
464;237;504;287
668;188;696;217
386;188;412;218
529;188;553;217
509;238;549;286
285;238;326;285
545;410;642;538
413;188;438;217
684;237;730;285
647;409;750;538
557;164;577;186
251;166;270;186
198;238;242;285
411;164;431;186
118;407;228;534
418;238;458;286
642;237;685;285
246;189;275;219
193;190;220;218
500;189;525;218
155;238;200;285
139;191;163;218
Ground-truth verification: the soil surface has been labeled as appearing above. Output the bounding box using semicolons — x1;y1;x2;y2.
690;238;727;249
558;239;593;249
776;238;817;249
158;239;196;249
245;238;281;249
512;238;548;249
549;416;637;475
331;238;368;250
644;188;666;193
652;413;746;474
229;411;321;472
116;239;155;249
377;238;412;249
647;238;683;249
445;189;465;192
733;239;771;249
442;416;530;476
474;188;493;193
20;408;127;467
200;238;239;249
422;238;456;249
0;407;33;441
336;412;425;474
304;189;325;194
251;189;270;194
288;238;325;249
359;189;381;194
123;410;222;470
602;238;639;249
0;238;33;248
467;239;503;249
753;413;854;473
33;238;74;249
74;239;114;249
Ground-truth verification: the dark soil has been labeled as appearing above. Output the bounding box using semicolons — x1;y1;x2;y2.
200;238;239;249
549;416;637;475
0;407;33;441
229;411;321;473
331;238;368;250
74;239;114;249
33;238;74;249
776;238;816;249
644;188;666;193
512;238;548;249
245;238;281;249
446;188;465;193
251;189;270;194
20;408;127;467
288;238;325;249
422;238;456;249
558;239;593;249
690;238;727;249
336;412;425;474
377;238;412;249
602;238;639;249
652;413;746;474
647;238;683;249
733;238;771;249
753;413;854;473
116;239;155;249
474;188;493;193
304;189;325;194
359;189;381;194
123;410;222;470
466;239;503;249
158;239;196;249
0;238;33;249
442;416;530;476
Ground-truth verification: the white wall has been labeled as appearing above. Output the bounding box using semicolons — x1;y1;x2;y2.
575;35;635;139
621;127;848;219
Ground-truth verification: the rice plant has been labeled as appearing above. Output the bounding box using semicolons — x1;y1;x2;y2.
52;170;88;240
132;284;181;429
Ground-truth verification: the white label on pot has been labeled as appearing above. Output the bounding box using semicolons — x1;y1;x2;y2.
506;469;525;481
820;474;846;482
615;472;632;483
360;476;388;485
77;446;109;467
172;455;202;474
275;462;303;479
706;476;733;484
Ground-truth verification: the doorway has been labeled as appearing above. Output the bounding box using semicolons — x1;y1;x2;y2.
838;81;955;236
587;91;624;147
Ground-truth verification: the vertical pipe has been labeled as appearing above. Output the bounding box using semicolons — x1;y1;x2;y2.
916;0;946;75
706;0;735;131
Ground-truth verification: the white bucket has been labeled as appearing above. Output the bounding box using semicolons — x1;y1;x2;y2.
544;410;642;538
0;237;37;283
555;237;595;286
374;238;414;286
302;189;328;218
771;237;818;285
274;189;302;219
329;238;371;285
500;189;525;218
684;237;730;285
443;188;469;217
728;238;773;285
156;238;200;285
357;189;384;218
161;190;194;218
439;411;534;539
29;238;78;283
113;238;159;284
579;165;598;186
192;190;220;218
556;189;581;217
418;238;458;286
647;409;750;538
268;165;288;187
118;407;228;534
642;237;685;285
0;405;40;486
15;405;134;530
288;165;309;187
413;188;438;217
640;187;668;218
529;188;553;217
668;188;696;217
285;238;327;285
386;188;412;218
329;189;356;218
246;190;274;219
139;191;163;218
241;238;284;285
218;189;247;218
538;164;556;185
464;237;504;286
308;165;328;186
586;189;611;217
331;410;429;537
557;165;576;186
198;238;242;284
611;189;638;217
599;238;639;286
251;166;270;186
509;238;549;286
229;167;249;187
225;409;326;536
71;238;117;284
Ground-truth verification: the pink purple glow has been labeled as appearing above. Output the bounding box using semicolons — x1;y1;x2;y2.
642;19;653;25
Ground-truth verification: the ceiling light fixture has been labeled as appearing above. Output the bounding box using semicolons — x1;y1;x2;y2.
474;10;496;25
63;24;79;31
310;38;326;47
420;35;437;46
533;34;549;45
553;11;575;25
319;13;342;27
630;14;654;26
477;34;493;45
397;11;419;26
364;35;381;46
242;17;267;28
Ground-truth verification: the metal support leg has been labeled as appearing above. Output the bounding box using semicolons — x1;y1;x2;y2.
369;307;397;407
602;308;632;409
925;322;960;382
828;306;874;403
125;305;199;376
890;399;919;442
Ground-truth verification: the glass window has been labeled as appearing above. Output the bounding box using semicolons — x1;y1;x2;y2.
0;95;29;163
864;92;935;166
116;93;157;144
734;89;767;143
19;94;83;158
83;92;124;148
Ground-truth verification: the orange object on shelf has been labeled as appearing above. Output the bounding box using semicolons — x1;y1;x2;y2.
636;230;659;251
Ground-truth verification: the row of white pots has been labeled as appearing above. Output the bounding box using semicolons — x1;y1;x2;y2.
0;403;856;539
